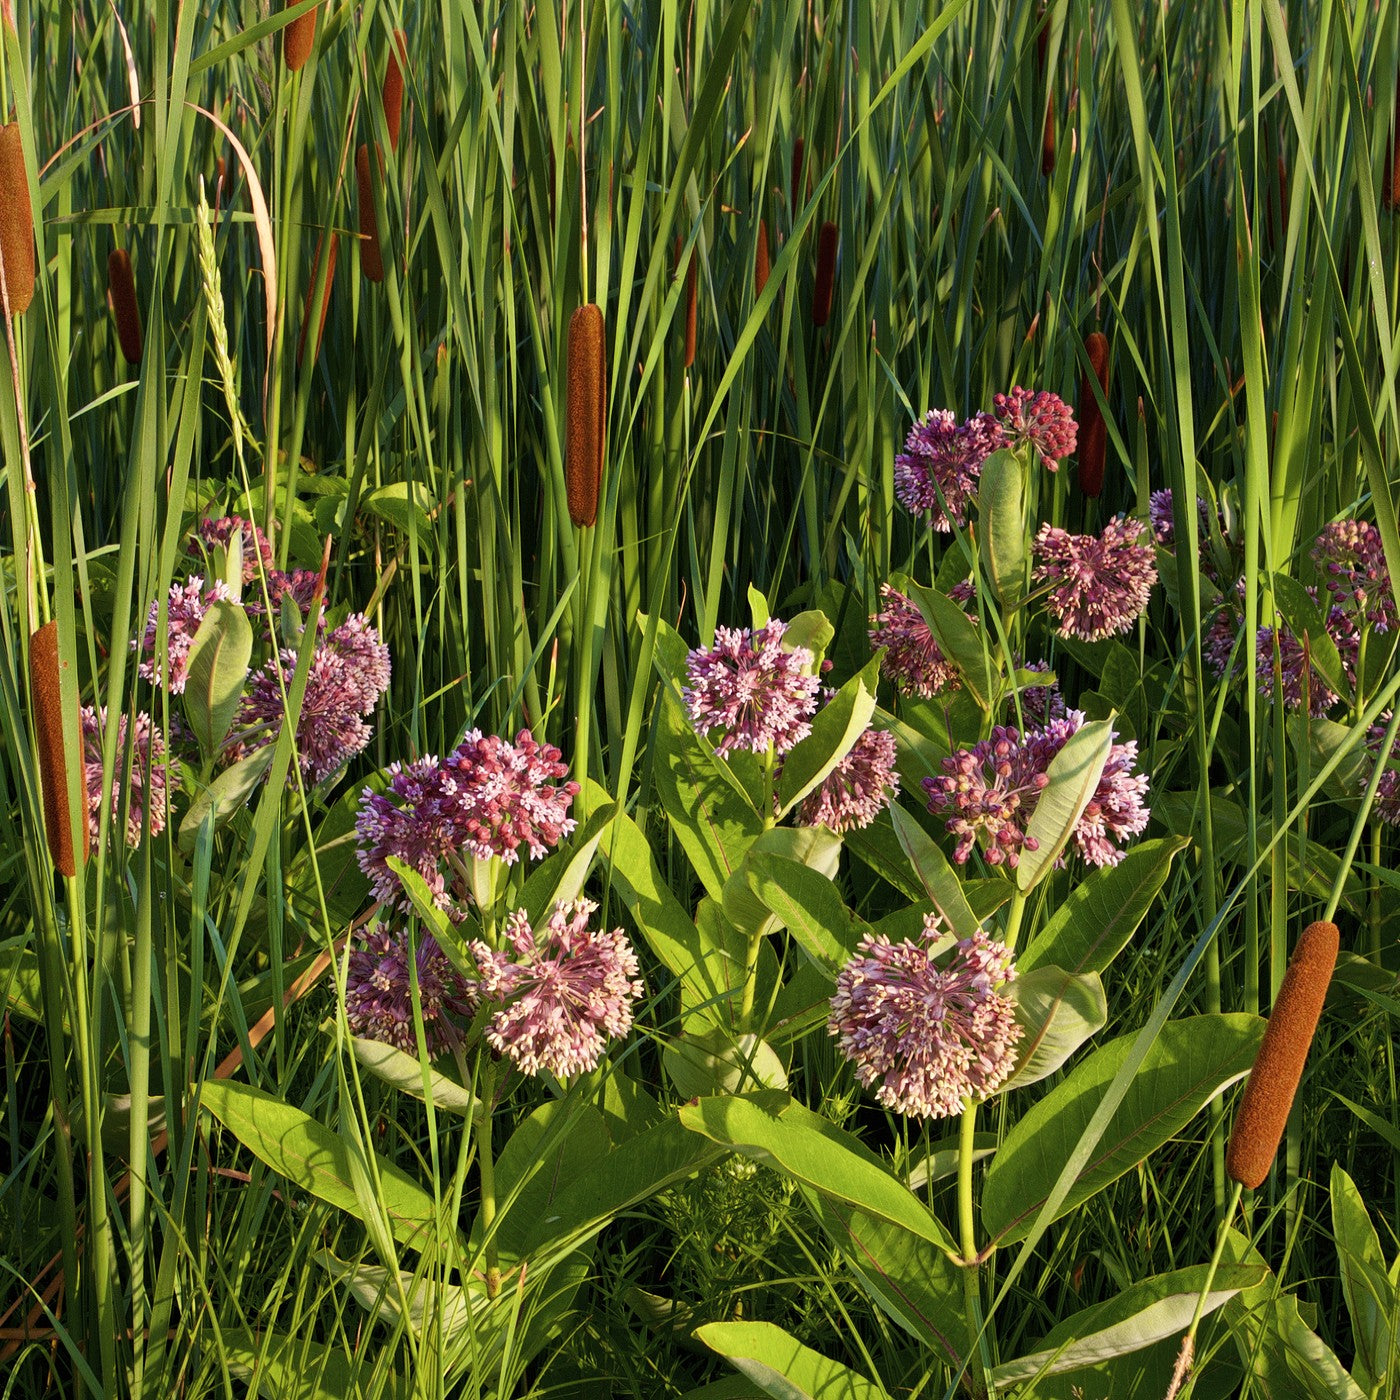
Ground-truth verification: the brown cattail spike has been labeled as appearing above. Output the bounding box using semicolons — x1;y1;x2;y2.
790;137;805;212
1226;920;1339;1190
812;220;838;328
297;232;338;366
108;249;143;365
566;304;606;528
1386;115;1400;212
356;143;384;283
0;122;35;317
30;622;87;876
1041;96;1056;176
284;0;319;71
384;29;409;152
1076;332;1110;497
755;219;771;299
683;253;697;369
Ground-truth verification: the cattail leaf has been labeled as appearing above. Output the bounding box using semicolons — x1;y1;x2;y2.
183;598;253;760
222;1328;413;1400
177;746;275;852
200;1081;443;1250
887;803;981;940
721;824;841;941
977;447;1028;606
1016;718;1114;893
1019;836;1189;976
1002;965;1108;1091
695;1321;885;1399
664;1025;788;1099
775;654;880;816
1329;1164;1393;1394
982;1013;1265;1243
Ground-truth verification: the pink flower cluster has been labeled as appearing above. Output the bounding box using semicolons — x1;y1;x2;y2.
1033;517;1158;642
80;705;173;846
1312;520;1395;635
829;920;1022;1120
683;620;821;757
796;727;899;833
1365;718;1400;828
923;711;1149;870
137;575;233;692
356;730;580;910
992;387;1078;468
343;928;478;1056
868;584;962;698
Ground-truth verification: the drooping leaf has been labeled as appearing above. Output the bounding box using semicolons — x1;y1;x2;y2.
978;447;1028;606
695;1321;889;1399
179;745;275;851
1002;966;1108;1091
1270;572;1351;705
664;1025;789;1098
775;655;881;816
1017;718;1114;892
1329;1163;1394;1394
183;598;253;758
906;580;991;710
888;803;980;938
722;825;842;939
982;1014;1265;1243
222;1328;411;1400
747;851;870;970
350;1038;477;1118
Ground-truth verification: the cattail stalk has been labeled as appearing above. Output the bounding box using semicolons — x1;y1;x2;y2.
284;0;318;72
107;249;143;365
30;622;87;876
356;144;385;283
297;232;338;366
755;219;770;299
1076;332;1110;497
812;220;838;328
384;29;409;152
0;122;36;317
1226;920;1339;1190
566;304;606;528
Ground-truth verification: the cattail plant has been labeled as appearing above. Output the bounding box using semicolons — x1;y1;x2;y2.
1385;100;1400;211
356;144;385;283
107;249;142;365
384;29;409;152
297;232;338;366
790;137;805;213
0;121;35;317
1225;919;1339;1190
566;304;606;528
29;621;87;876
755;219;770;298
283;0;318;72
682;246;697;369
1076;332;1110;497
1041;96;1056;175
812;220;838;328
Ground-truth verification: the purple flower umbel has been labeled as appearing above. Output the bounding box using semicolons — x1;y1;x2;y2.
1312;520;1395;634
81;705;173;846
797;726;899;833
342;928;478;1055
136;576;233;693
472;898;644;1079
1365;718;1400;828
684;620;821;757
1033;517;1158;642
356;757;463;911
992;388;1077;469
869;584;961;698
1256;600;1356;717
194;515;275;583
829;920;1022;1120
893;409;1002;531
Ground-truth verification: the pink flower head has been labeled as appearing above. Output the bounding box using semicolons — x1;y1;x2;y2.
356;757;462;910
797;725;899;832
992;388;1077;469
472;898;644;1079
1312;520;1395;634
238;614;391;782
81;705;173;846
441;729;580;864
828;919;1022;1119
683;620;821;757
342;927;478;1055
869;584;961;698
922;725;1050;868
1015;660;1067;725
1033;517;1158;641
194;515;275;583
893;409;1003;531
136;575;233;693
1365;718;1400;828
1256;598;1356;717
1203;579;1246;681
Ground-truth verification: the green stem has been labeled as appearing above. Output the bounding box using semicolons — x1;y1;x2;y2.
1169;1181;1243;1400
1001;889;1027;953
739;932;760;1035
958;1101;993;1398
475;1059;500;1300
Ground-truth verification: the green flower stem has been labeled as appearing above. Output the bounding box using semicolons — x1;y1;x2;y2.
739;932;761;1035
475;1058;501;1299
1002;889;1027;954
958;1100;993;1398
1167;1180;1243;1400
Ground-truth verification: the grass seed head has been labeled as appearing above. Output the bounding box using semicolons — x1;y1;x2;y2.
1076;332;1110;497
1226;919;1339;1190
566;304;606;528
812;220;839;327
284;0;318;71
0;122;36;317
107;248;143;365
30;621;87;876
356;143;385;283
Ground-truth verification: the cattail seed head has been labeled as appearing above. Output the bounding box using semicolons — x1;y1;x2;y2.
683;249;697;369
1076;332;1110;497
755;219;771;298
812;220;838;328
384;29;409;152
356;143;384;283
284;0;318;71
1041;96;1056;175
107;249;143;365
790;137;805;212
566;304;606;528
0;122;36;317
1226;920;1339;1190
30;622;87;876
297;232;338;366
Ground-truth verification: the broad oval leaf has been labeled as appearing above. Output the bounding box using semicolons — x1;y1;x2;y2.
183;598;253;759
1017;718;1114;892
978;447;1028;606
775;656;880;816
747;851;870;970
1002;966;1108;1091
179;746;275;851
906;580;990;710
350;1037;477;1117
888;803;981;938
1329;1163;1393;1393
695;1320;888;1399
982;1013;1265;1243
722;825;842;940
664;1025;789;1098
